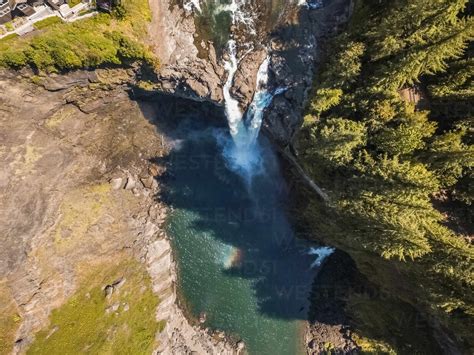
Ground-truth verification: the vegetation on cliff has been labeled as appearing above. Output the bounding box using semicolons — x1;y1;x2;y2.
0;285;20;355
0;0;157;72
299;0;473;351
27;257;163;354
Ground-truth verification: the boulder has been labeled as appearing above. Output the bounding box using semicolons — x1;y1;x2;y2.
124;176;136;190
110;177;124;190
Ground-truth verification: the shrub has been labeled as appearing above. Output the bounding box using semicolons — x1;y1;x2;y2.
67;0;82;7
0;33;18;43
5;22;14;32
0;50;27;68
33;16;62;30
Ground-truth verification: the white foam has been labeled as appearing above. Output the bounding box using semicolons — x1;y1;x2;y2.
183;0;202;13
299;0;324;9
308;246;335;268
223;39;244;138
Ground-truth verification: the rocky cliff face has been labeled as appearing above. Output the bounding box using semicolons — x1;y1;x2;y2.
264;0;353;147
0;69;239;354
147;0;225;103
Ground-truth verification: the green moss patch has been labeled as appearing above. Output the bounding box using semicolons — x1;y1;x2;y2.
0;282;21;355
27;258;164;354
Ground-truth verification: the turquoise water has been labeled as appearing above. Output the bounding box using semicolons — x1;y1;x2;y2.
163;121;324;355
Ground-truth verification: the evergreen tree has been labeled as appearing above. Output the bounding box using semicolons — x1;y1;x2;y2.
307;118;367;167
424;127;474;187
372;111;436;155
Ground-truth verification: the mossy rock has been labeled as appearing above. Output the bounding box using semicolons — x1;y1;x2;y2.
0;283;21;355
27;257;164;354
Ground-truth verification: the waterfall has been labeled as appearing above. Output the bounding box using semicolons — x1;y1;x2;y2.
223;51;285;179
222;52;286;179
223;39;244;138
187;0;303;179
219;1;288;180
245;58;288;144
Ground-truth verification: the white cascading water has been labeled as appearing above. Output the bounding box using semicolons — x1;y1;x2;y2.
220;1;289;179
220;0;259;178
246;58;287;144
223;52;287;178
223;39;244;138
187;0;318;179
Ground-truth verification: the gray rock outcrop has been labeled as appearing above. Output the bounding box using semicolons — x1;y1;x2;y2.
265;0;354;147
148;0;224;104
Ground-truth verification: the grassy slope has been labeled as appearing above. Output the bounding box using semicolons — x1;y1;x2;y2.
33;16;62;30
0;283;21;355
0;0;157;72
27;257;164;355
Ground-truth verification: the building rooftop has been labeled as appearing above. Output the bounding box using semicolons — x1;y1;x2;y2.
16;2;35;15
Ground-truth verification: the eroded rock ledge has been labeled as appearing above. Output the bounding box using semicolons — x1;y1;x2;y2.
147;0;225;104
